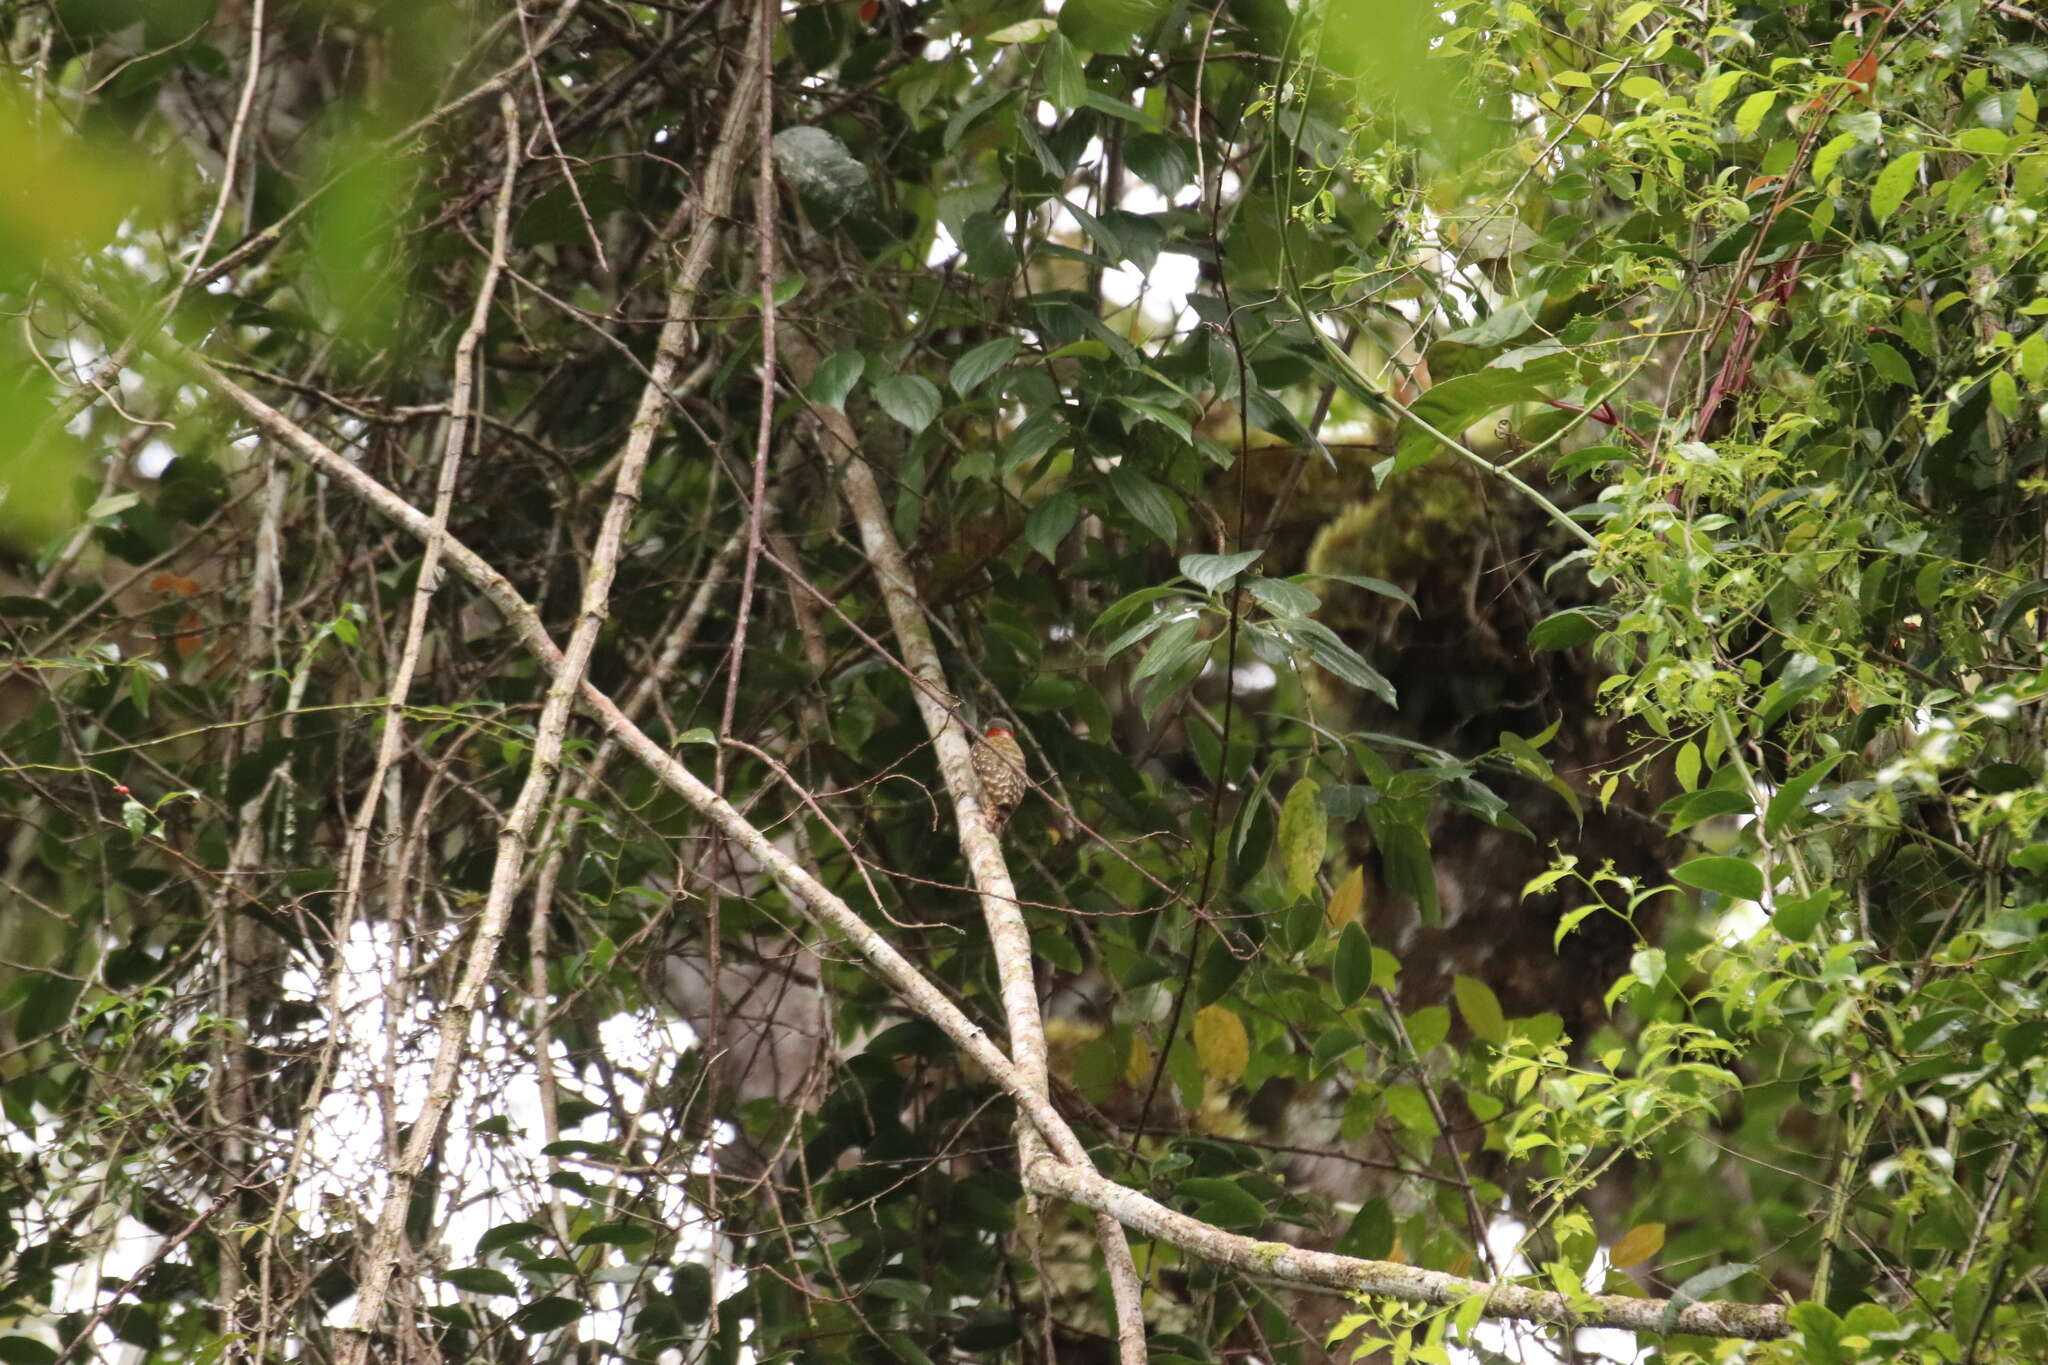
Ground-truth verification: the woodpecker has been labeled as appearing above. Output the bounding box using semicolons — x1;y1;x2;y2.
971;725;1029;834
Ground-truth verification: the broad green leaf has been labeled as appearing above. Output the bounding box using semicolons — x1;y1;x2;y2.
1106;466;1179;544
1452;974;1505;1044
1334;922;1372;1003
1024;491;1078;561
1864;340;1914;388
1529;608;1603;650
1176;1176;1266;1229
1734;89;1777;138
1308;571;1419;614
513;1296;585;1332
1764;755;1842;838
986;17;1056;42
1042;35;1086;110
1058;0;1169;54
1130;613;1202;682
1406;1004;1449;1054
1771;890;1831;940
807;351;864;410
1290;619;1396;705
1672;855;1764;902
1336;1198;1394;1260
1181;549;1262;592
1870;149;1923;222
442;1267;518;1295
950;336;1019;395
872;373;942;431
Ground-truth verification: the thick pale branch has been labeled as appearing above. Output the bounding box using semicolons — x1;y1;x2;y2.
1024;1158;1787;1340
778;334;1147;1359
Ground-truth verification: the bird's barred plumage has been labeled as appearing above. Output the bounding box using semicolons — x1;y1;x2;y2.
971;726;1028;833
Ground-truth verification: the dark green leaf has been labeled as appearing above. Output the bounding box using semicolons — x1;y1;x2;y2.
1333;923;1372;1004
1025;491;1079;561
872;374;942;432
513;1295;585;1332
442;1267;519;1296
951;336;1020;395
1106;467;1180;544
1528;609;1603;650
807;352;864;411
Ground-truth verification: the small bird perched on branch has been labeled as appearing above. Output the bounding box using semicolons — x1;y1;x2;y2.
971;725;1029;834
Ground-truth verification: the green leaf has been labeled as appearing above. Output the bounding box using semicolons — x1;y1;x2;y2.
1528;608;1604;650
1176;1176;1267;1230
1131;614;1203;683
950;336;1019;395
576;1221;654;1247
866;1278;932;1305
1106;467;1179;544
1333;922;1373;1004
1388;356;1573;474
1279;778;1327;898
1771;890;1831;940
986;18;1057;42
1025;491;1078;561
1733;89;1777;138
1247;576;1321;615
807;351;864;411
1440;291;1544;347
477;1221;545;1255
1992;367;2020;419
1042;35;1087;109
1336;1198;1394;1260
513;1295;585;1332
1452;974;1506;1044
1058;0;1168;54
1382;1082;1439;1135
1307;571;1418;614
1764;755;1842;838
1368;809;1438;924
872;373;943;431
1672;855;1764;902
1870;149;1923;223
1289;619;1396;705
1405;1003;1449;1054
1181;549;1261;592
442;1267;519;1296
1864;341;1914;388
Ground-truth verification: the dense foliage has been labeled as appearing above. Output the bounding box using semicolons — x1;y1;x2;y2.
5;0;2048;1362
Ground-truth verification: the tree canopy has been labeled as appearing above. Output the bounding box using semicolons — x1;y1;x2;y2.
5;1;2048;1363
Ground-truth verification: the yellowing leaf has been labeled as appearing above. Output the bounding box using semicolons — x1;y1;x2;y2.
1126;1035;1153;1087
1325;866;1365;932
1610;1222;1666;1269
1192;1004;1249;1082
1278;777;1327;899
